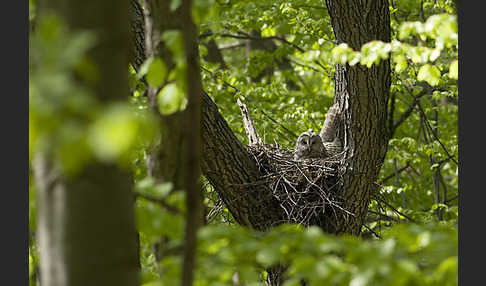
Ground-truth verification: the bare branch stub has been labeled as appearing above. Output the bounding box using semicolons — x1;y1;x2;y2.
237;98;263;145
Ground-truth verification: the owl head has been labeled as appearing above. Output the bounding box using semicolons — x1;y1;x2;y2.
293;130;326;160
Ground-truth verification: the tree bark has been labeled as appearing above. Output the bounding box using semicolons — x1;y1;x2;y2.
34;1;139;286
324;0;391;234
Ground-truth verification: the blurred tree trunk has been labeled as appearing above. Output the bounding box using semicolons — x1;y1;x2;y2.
135;1;206;285
180;0;203;285
34;1;139;286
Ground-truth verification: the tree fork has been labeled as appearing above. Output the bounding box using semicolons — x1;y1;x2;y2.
325;0;391;234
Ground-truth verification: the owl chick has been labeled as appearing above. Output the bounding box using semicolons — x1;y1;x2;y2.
323;137;343;157
293;131;327;160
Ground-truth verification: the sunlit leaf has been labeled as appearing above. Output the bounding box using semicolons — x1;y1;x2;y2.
417;64;441;86
146;58;167;88
157;82;186;115
449;60;458;79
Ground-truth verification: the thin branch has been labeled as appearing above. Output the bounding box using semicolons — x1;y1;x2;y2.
416;102;458;165
390;89;429;137
219;43;246;50
367;210;401;222
387;91;396;137
394;158;407;209
201;66;299;140
295;5;328;10
372;187;415;223
135;192;183;215
200;32;307;53
201;66;239;92
259;109;299;139
445;194;458;204
288;58;321;72
362;224;382;239
378;162;410;184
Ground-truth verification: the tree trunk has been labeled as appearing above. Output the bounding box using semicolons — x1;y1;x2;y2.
324;0;391;234
34;1;139;286
180;0;204;285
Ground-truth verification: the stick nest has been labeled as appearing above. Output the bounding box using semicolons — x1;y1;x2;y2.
245;144;351;229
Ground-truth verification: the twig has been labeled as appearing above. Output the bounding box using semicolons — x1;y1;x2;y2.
362;224;382;239
390;89;429;137
135;192;183;215
445;194;458;204
219;43;246;50
394;158;407;209
200;32;307;53
378;162;410;184
372;188;415;222
259;109;299;139
416;102;458;165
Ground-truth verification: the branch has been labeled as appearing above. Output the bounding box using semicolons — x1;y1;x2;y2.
367;210;401;222
362;224;382;239
416;102;458;165
237;98;263;145
394;158;407;209
372;186;415;223
389;89;428;137
135;192;183;215
257;109;299;139
445;194;458;204
201;32;306;53
200;66;298;140
219;43;246;50
378;162;410;184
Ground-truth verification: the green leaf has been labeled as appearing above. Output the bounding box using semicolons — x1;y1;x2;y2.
394;55;408;73
256;247;280;266
136;56;154;80
146;58;167;88
170;0;182;11
448;60;458;79
87;104;140;162
261;26;276;37
417;64;441;86
157;83;186;115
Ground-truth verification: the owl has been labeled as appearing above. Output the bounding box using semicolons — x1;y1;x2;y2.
293;131;327;160
323;137;343;157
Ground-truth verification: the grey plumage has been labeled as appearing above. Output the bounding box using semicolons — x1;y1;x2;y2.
323;138;343;157
293;131;327;160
